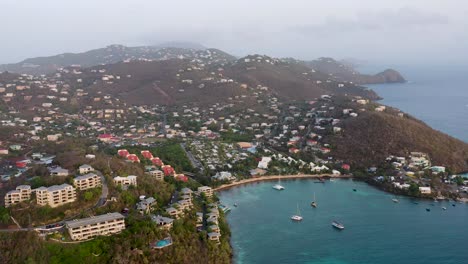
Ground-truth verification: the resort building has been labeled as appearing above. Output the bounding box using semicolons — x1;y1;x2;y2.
74;173;101;190
35;184;76;208
197;186;213;198
65;212;125;241
4;185;32;207
113;175;138;187
78;164;94;174
136;197;156;215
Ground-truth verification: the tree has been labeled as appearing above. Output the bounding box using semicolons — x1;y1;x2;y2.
0;206;9;224
455;176;464;186
84;191;94;201
408;182;420;196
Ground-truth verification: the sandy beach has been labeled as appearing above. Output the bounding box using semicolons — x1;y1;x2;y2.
214;174;353;191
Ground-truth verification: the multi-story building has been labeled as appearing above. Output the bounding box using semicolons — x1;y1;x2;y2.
78;164;94;174
4;185;32;207
197;186;213;198
113;175;137;187
35;184;76;208
65;212;125;241
147;170;164;180
74;173;101;190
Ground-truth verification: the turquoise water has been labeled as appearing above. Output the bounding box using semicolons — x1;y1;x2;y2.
365;65;468;142
218;179;468;264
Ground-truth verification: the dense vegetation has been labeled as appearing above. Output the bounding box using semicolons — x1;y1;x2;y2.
328;111;468;173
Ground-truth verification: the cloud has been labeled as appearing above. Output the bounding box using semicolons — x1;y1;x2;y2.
292;7;449;35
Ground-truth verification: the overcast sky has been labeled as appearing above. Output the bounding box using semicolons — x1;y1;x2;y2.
1;0;467;65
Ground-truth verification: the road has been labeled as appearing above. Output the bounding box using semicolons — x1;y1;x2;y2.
180;143;204;173
95;170;109;207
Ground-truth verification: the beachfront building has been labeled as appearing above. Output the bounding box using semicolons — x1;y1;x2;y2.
65;212;125;241
197;186;213;198
35;184;76;208
74;173;101;190
113;175;138;187
4;185;32;207
419;186;432;194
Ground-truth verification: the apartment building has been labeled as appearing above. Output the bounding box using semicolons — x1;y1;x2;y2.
74;173;101;190
78;164;94;174
147;170;164;180
197;186;213;198
65;212;125;241
4;185;32;207
35;184;76;208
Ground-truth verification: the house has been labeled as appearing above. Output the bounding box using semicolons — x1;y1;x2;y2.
9;144;22;151
114;175;138;187
141;150;153;159
152;215;174;230
212;171;235;181
341;164;351;170
65;213;125;241
126;154;140;163
117;149;129;158
4;185;31;207
147;170;164;180
78;164;94;174
136;197;156;214
165;207;180;218
162;165;175;176
85;154;96;159
258;157;272;169
181;188;193;196
419;187;432;194
207;232;221;243
151;157;163;166
74;173;101;190
49;166;69;177
431;166;446;173
198;186;213;198
0;149;9;155
97;134;113;142
35;184;76;207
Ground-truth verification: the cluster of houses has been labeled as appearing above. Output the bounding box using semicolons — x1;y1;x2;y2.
4;164;101;208
117;149;188;182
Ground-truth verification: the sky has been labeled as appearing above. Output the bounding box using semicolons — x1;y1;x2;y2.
1;0;468;65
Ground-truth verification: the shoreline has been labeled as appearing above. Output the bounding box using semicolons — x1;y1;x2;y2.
214;174;352;191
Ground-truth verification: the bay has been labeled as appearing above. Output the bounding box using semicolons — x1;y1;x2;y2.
218;179;468;264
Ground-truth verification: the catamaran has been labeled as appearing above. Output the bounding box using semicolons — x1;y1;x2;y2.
311;192;317;208
273;178;285;190
291;204;303;221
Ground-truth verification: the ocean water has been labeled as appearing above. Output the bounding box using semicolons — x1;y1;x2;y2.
364;64;468;142
218;179;468;264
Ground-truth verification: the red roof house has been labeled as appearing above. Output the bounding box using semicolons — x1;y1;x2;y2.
162;165;175;176
127;154;140;163
341;164;351;170
151;157;163;167
141;150;153;159
118;149;129;158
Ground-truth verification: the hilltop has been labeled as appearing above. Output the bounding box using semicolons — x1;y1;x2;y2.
327;110;468;172
0;44;235;75
305;57;406;84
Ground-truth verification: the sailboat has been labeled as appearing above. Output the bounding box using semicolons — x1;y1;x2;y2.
311;192;317;208
272;178;285;190
291;204;303;221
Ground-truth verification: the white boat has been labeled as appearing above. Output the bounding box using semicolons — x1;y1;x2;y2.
291;204;303;221
273;178;285;190
442;207;447;210
392;198;399;203
332;221;345;230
